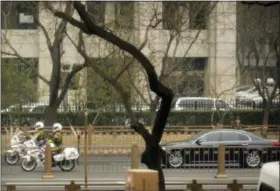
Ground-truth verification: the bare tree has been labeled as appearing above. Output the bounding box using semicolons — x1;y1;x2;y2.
47;2;175;190
1;2;89;126
236;2;280;137
126;2;218;127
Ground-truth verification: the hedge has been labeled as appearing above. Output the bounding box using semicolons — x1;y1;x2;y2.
1;109;280;126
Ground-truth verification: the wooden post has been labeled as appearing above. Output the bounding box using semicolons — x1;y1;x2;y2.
227;179;243;191
84;112;89;191
126;169;158;191
215;143;228;178
42;144;54;179
187;179;202;191
88;125;92;148
77;130;81;165
7;185;16;191
65;180;81;191
131;144;139;169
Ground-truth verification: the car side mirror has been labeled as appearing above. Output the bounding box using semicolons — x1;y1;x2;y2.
196;139;202;145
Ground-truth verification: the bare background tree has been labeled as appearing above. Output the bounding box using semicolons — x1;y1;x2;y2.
237;2;280;137
1;2;88;126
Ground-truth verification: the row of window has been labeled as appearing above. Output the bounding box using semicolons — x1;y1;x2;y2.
1;2;210;30
199;131;250;142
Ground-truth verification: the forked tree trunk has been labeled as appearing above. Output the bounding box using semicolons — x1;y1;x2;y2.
262;100;270;138
141;145;165;191
44;106;58;126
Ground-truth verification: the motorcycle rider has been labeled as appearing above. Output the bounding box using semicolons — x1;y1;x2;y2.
47;123;63;153
34;121;46;146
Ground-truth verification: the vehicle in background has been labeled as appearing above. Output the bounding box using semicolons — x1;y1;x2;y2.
160;129;280;169
235;86;258;105
257;161;279;191
173;97;233;111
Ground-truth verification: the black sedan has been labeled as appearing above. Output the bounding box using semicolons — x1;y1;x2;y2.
160;129;280;168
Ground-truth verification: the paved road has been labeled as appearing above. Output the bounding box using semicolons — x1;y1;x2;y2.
1;156;260;190
2;155;260;178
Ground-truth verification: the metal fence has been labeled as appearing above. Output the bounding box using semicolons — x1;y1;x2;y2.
1;99;280;113
2;145;279;174
2;179;259;191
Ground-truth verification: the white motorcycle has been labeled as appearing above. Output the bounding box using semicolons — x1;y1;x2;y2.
5;131;40;165
21;142;79;172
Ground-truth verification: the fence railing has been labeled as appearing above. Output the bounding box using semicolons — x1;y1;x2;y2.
2;125;279;155
3;179;259;191
2;99;280;112
2;124;280;134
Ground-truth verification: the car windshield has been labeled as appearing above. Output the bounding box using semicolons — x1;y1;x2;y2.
187;131;208;141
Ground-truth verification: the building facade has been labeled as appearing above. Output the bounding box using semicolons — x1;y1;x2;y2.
2;1;240;106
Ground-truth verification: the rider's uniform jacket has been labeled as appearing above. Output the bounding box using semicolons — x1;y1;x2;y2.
36;130;45;142
53;132;62;146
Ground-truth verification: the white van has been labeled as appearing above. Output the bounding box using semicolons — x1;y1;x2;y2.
173;97;233;111
257;161;279;191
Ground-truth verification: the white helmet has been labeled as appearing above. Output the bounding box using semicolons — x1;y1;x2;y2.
53;123;63;132
35;121;44;131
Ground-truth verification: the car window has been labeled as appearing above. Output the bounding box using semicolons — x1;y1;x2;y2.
32;106;46;113
204;100;214;109
201;132;221;142
178;99;191;108
238;133;250;141
221;132;239;141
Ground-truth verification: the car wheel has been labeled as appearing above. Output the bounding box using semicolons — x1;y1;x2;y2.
168;150;183;168
245;151;261;168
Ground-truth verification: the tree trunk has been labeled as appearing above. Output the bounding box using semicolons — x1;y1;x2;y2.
141;144;165;191
262;100;270;138
44;106;58;126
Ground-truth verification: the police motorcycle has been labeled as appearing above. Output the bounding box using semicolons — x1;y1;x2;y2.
20;141;79;172
5;131;44;165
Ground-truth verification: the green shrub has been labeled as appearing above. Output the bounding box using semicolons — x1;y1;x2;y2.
1;109;279;126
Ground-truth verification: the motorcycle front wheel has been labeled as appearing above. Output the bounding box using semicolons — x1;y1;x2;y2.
59;160;75;172
5;152;20;165
21;157;37;172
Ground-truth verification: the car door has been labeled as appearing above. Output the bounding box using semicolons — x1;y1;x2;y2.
221;131;250;164
194;131;222;164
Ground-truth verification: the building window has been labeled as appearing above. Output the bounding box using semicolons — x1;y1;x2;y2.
164;57;207;96
1;1;38;29
60;64;80;90
189;2;209;30
86;1;105;26
115;2;135;29
162;2;210;30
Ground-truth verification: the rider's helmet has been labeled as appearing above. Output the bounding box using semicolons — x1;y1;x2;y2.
35;121;44;132
53;123;63;133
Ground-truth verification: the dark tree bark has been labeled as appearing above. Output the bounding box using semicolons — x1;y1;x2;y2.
50;2;174;190
241;1;280;7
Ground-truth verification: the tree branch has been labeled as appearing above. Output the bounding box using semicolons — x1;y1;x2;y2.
241;1;280;7
113;13;162;81
56;62;88;106
53;2;74;46
45;2;91;34
71;2;173;144
35;18;52;49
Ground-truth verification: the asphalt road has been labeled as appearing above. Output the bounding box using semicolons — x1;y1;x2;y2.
1;156;260;190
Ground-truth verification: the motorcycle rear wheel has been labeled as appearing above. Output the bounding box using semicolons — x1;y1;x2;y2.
59;160;75;172
5;152;20;165
21;157;37;172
